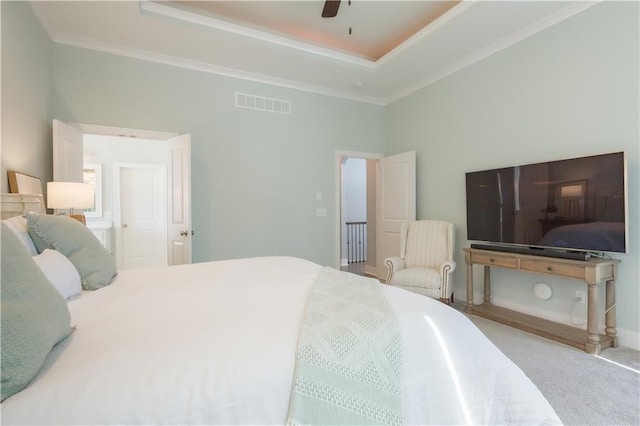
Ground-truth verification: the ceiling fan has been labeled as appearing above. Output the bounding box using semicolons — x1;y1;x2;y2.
321;0;341;18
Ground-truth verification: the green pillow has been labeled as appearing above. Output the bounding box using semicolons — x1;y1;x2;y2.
1;222;72;401
27;214;117;290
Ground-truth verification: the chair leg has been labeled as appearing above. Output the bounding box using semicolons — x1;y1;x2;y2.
439;293;454;305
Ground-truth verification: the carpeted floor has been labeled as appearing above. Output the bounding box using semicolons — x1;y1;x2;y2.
466;313;640;426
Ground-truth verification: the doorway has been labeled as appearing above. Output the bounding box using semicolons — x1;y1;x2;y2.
336;151;383;277
83;133;171;269
340;157;377;276
334;150;416;280
53;119;192;269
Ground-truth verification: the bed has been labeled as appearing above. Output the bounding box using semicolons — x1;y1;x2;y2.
1;194;561;425
539;221;626;253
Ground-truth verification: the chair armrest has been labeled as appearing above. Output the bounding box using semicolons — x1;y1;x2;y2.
439;261;457;299
440;260;456;276
384;256;405;284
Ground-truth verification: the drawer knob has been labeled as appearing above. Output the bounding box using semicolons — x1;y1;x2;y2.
489;258;495;263
547;266;553;271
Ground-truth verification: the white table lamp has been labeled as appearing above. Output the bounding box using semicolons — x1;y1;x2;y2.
47;182;95;224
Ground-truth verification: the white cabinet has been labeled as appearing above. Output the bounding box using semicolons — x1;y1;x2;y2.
87;220;113;254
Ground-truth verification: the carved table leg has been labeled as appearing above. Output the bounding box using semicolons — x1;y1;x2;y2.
605;279;618;347
483;266;491;304
585;282;601;355
465;259;473;313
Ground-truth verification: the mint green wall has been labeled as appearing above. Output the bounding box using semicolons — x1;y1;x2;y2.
386;2;640;343
4;1;638;344
1;2;53;192
52;45;386;266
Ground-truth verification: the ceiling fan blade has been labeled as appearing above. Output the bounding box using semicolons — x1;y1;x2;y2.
321;0;341;18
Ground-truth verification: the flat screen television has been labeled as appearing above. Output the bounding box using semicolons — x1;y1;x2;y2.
465;151;628;255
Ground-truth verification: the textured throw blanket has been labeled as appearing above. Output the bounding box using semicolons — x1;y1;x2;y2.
287;267;403;425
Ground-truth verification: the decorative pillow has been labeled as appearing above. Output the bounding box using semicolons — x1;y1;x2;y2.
33;249;82;300
2;215;38;255
1;223;72;401
26;214;117;291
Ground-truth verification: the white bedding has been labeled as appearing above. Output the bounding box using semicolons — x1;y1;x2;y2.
1;256;560;425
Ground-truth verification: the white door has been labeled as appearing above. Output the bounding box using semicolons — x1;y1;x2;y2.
53;120;83;182
116;164;167;270
168;134;192;265
376;151;416;280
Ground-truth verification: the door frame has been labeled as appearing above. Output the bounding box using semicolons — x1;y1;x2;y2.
114;162;168;269
334;150;384;271
73;122;178;140
69;122;192;265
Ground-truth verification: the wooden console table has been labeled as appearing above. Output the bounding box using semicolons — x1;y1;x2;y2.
463;247;619;355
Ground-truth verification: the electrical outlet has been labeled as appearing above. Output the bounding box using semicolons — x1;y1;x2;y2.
575;290;586;304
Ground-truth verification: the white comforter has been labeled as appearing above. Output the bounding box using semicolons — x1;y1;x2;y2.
1;256;560;425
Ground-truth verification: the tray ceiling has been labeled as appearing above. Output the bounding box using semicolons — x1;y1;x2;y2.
30;1;597;104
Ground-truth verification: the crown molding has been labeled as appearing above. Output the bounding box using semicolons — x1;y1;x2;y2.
31;0;600;107
29;2;56;41
376;0;477;67
139;0;378;69
51;33;387;106
384;0;601;104
140;1;479;70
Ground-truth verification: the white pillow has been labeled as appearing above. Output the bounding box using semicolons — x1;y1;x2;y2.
27;214;117;291
32;249;82;300
2;215;38;255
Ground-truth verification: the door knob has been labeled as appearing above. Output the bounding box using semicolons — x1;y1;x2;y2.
180;230;188;236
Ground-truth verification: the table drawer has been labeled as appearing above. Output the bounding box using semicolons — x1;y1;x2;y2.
520;260;585;279
471;252;519;268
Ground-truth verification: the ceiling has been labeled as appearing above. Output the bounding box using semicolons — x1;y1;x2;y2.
176;1;461;61
30;1;597;105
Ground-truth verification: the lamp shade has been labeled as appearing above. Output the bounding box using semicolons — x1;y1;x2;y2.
560;184;583;198
47;182;95;210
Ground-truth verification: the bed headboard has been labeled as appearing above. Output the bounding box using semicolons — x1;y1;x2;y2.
1;193;46;219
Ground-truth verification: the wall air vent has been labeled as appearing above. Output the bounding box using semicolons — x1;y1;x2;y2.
235;92;291;115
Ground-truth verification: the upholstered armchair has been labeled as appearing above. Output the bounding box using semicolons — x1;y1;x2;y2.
385;220;456;303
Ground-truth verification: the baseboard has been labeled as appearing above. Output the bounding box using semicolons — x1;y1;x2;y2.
487;297;573;326
364;264;377;278
616;328;640;351
340;258;348;267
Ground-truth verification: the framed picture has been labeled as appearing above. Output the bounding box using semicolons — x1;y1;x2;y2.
7;171;43;195
83;163;103;217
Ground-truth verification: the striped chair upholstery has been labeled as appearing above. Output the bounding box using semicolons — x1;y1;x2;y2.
385;220;456;302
